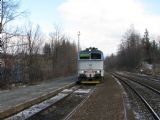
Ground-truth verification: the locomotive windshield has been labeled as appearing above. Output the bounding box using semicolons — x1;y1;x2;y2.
79;53;90;59
91;53;101;59
79;53;102;59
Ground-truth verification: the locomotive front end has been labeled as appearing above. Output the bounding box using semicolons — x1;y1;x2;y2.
78;47;104;84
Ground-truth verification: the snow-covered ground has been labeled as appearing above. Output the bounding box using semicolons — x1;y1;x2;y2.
5;93;68;120
5;86;92;120
0;76;76;117
74;89;91;94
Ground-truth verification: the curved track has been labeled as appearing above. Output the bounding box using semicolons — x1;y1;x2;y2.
116;72;160;93
112;73;160;120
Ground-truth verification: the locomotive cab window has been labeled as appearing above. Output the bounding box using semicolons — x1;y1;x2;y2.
91;53;101;59
79;53;90;59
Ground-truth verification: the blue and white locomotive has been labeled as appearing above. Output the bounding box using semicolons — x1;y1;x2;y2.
77;47;104;84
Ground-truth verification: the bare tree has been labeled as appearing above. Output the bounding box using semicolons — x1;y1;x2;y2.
45;25;77;77
0;0;25;88
0;0;25;32
24;24;43;83
0;0;25;63
0;0;25;51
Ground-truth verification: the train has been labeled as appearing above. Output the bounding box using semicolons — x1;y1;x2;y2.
77;47;104;84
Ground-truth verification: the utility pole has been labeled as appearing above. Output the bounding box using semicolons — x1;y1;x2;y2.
0;36;1;79
77;31;80;53
0;0;2;67
77;31;80;75
0;0;2;32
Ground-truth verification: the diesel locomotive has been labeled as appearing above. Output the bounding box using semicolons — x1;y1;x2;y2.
77;47;104;84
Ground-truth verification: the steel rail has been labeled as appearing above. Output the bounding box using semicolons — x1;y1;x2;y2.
27;85;82;120
63;86;96;120
5;84;80;120
0;81;76;119
123;71;160;83
114;72;160;95
113;73;160;120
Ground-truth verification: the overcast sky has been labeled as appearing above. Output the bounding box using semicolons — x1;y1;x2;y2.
19;0;160;55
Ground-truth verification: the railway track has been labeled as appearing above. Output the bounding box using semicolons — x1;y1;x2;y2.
123;71;160;82
112;73;160;120
4;84;95;120
129;72;160;81
116;72;160;92
63;86;95;120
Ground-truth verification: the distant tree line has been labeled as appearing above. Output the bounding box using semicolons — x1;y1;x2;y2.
0;0;77;89
42;28;77;79
0;24;77;89
105;27;160;72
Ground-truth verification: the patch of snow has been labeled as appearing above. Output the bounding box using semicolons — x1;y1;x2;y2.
62;89;73;93
113;76;131;109
74;89;91;94
113;76;130;120
5;93;68;120
134;111;141;120
0;90;9;93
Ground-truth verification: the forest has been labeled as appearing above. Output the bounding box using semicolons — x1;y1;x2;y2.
1;0;160;89
0;0;77;88
105;26;160;74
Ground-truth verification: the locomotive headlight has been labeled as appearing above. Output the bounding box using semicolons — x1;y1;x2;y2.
96;70;100;73
79;70;85;74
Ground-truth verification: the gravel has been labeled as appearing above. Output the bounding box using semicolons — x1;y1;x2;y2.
28;86;94;120
125;78;160;118
69;73;132;120
116;72;160;119
119;81;154;120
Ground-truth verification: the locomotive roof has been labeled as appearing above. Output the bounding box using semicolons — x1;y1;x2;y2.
80;47;103;54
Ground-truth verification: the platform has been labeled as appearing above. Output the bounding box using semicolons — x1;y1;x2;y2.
69;73;135;120
0;76;76;118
